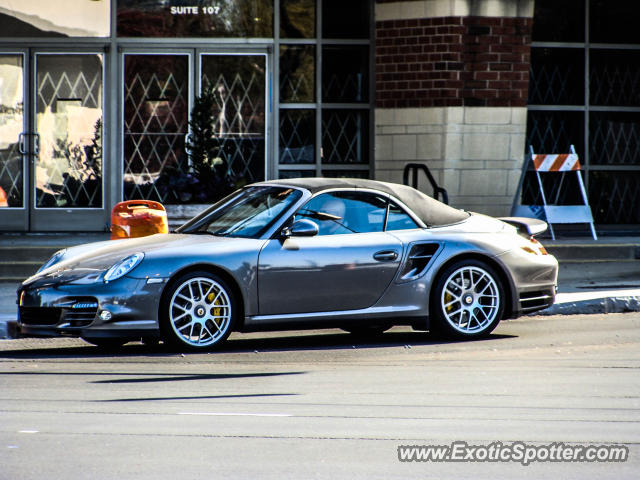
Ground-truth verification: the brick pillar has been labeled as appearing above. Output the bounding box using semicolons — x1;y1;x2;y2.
375;0;533;216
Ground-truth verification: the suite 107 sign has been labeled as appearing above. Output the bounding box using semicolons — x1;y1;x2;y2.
170;5;221;15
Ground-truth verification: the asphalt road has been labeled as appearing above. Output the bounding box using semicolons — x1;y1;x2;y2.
0;313;639;480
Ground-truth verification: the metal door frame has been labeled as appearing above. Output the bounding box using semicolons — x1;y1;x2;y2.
0;49;29;231
197;49;271;183
29;49;109;231
118;49;194;206
117;46;272;206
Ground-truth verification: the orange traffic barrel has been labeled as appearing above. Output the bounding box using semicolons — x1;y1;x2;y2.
110;200;168;239
0;186;7;207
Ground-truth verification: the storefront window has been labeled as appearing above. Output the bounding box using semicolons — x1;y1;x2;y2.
590;50;640;107
590;112;640;165
590;0;640;44
280;45;315;103
280;0;315;38
322;110;368;164
322;0;369;39
322;46;368;103
528;48;584;105
117;0;273;37
0;0;110;37
527;0;640;225
279;110;315;164
532;0;584;42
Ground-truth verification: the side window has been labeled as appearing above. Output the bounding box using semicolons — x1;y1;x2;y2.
295;191;387;235
385;201;419;231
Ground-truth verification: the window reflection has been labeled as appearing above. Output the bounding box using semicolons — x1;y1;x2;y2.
280;45;315;103
0;55;24;207
0;0;109;37
35;54;103;208
322;110;368;164
123;54;189;204
200;55;266;190
296;191;386;235
279;109;315;164
280;0;315;38
117;0;273;37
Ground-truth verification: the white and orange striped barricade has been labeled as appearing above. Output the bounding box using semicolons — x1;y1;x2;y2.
511;145;597;240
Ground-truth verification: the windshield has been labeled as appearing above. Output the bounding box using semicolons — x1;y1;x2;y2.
177;186;303;238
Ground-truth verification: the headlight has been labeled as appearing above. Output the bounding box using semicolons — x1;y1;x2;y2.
36;249;67;273
104;253;144;283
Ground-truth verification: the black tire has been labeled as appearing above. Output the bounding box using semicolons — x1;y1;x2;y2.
341;325;390;337
81;337;128;349
429;259;504;339
159;271;236;351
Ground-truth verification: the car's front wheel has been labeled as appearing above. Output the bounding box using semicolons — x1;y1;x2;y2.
160;271;236;351
430;260;504;339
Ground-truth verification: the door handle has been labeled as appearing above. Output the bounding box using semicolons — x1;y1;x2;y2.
373;250;398;262
18;133;26;155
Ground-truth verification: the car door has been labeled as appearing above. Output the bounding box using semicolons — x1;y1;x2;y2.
257;191;404;315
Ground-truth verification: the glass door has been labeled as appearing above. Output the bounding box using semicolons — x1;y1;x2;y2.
0;52;27;231
123;53;191;203
30;52;106;231
199;53;267;197
122;50;267;206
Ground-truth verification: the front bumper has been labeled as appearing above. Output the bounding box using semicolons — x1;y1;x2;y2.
17;276;165;339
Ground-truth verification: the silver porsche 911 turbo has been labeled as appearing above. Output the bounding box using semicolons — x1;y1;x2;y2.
17;178;558;350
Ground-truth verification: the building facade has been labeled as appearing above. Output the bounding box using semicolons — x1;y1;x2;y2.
0;0;638;232
376;0;640;229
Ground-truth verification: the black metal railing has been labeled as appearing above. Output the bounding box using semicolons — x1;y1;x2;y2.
402;163;449;204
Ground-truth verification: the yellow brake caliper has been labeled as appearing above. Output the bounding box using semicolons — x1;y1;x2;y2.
207;292;223;327
444;292;454;313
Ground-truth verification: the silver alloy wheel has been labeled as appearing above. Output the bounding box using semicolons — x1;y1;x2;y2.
440;265;500;334
168;276;232;347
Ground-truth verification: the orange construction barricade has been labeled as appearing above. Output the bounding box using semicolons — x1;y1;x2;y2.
110;200;168;239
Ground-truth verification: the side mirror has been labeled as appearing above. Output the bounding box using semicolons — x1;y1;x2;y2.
282;219;319;238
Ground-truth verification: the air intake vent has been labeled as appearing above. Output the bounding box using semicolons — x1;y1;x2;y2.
399;243;440;281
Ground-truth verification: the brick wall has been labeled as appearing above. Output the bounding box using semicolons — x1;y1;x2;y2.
376;16;532;108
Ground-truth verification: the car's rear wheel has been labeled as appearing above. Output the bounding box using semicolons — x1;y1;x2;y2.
160;271;235;351
430;260;504;339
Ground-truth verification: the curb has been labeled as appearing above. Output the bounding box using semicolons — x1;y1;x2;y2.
0;315;11;340
536;294;640;316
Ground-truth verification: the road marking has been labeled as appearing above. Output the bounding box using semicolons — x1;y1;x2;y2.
177;412;292;417
18;430;38;434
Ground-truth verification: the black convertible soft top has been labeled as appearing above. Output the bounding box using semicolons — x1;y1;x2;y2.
262;178;469;227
